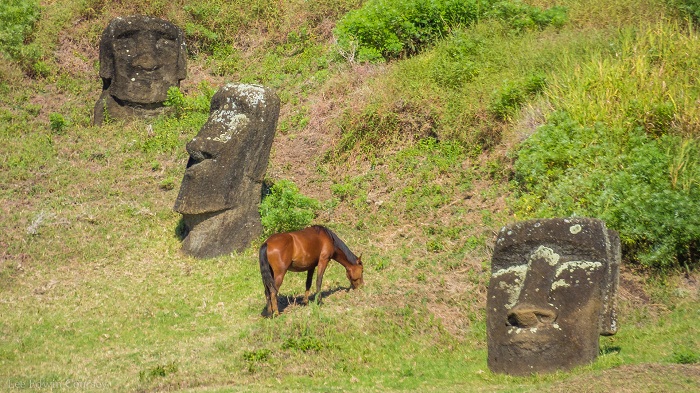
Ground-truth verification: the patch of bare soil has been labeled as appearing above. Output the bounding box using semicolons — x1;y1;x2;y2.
544;363;700;393
54;33;97;77
618;265;651;305
266;63;387;201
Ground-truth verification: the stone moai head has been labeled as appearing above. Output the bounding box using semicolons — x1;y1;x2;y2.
487;218;620;375
174;84;280;258
94;15;187;125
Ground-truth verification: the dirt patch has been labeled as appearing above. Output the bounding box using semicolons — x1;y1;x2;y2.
54;33;98;77
266;63;388;200
618;265;651;305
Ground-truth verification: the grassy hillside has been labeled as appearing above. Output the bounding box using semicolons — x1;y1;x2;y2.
1;0;699;391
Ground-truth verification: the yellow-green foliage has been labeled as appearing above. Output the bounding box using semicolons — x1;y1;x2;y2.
514;23;700;268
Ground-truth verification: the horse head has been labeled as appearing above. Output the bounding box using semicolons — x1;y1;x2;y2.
347;254;364;289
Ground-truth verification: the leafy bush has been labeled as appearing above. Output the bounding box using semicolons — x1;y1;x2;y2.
242;348;271;362
674;0;700;23
487;1;567;33
259;179;320;236
334;0;567;61
335;0;488;61
513;112;700;269
164;86;187;119
0;0;46;76
48;113;67;134
0;0;40;58
669;346;700;364
282;335;324;352
139;362;178;382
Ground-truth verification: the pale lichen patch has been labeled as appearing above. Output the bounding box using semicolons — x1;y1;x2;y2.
207;113;250;143
493;267;526;309
551;279;570;290
531;245;560;266
492;264;528;278
555;261;602;277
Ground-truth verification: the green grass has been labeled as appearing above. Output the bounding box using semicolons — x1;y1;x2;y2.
1;0;699;391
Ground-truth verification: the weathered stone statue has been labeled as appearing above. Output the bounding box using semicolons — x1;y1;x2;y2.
174;84;280;258
487;218;620;375
94;15;187;125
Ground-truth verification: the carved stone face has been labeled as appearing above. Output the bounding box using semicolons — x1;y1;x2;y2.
487;218;619;375
99;16;186;104
174;84;278;215
173;84;280;258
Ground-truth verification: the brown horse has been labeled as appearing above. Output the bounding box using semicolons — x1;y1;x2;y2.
258;225;363;316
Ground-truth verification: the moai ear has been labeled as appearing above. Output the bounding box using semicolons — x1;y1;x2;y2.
176;29;187;81
98;20;117;81
599;228;620;336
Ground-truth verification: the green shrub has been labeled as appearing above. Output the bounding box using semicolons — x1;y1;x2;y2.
141;83;214;153
513;112;700;269
669;346;700;364
0;0;46;76
259;179;320;236
674;0;700;23
242;349;271;362
0;0;40;58
48;113;67;134
139;362;178;382
158;177;175;191
487;1;567;33
282;335;324;352
334;0;567;61
164;86;187;119
335;0;488;60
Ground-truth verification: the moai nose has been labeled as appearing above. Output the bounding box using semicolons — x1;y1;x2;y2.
507;246;560;328
507;304;557;328
133;52;159;70
132;31;160;71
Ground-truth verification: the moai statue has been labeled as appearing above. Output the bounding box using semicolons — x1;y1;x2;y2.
94;15;187;125
487;218;620;375
174;84;280;258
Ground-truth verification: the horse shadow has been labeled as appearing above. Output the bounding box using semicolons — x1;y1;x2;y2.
260;286;349;317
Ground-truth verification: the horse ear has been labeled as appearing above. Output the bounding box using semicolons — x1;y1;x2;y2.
358;253;363;265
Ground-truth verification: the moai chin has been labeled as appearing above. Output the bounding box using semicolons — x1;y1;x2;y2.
174;84;280;258
94;15;187;125
487;218;620;375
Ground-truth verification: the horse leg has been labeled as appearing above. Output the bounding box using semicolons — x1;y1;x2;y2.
270;272;285;316
315;257;330;304
304;266;316;305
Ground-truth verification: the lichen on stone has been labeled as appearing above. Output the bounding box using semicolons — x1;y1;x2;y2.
530;245;560;266
555;260;602;277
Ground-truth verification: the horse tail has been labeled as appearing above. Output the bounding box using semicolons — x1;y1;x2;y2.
259;242;275;295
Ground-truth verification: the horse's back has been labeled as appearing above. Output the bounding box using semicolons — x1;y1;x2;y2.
264;227;333;270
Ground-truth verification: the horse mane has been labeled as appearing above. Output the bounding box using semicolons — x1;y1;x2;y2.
315;225;359;265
